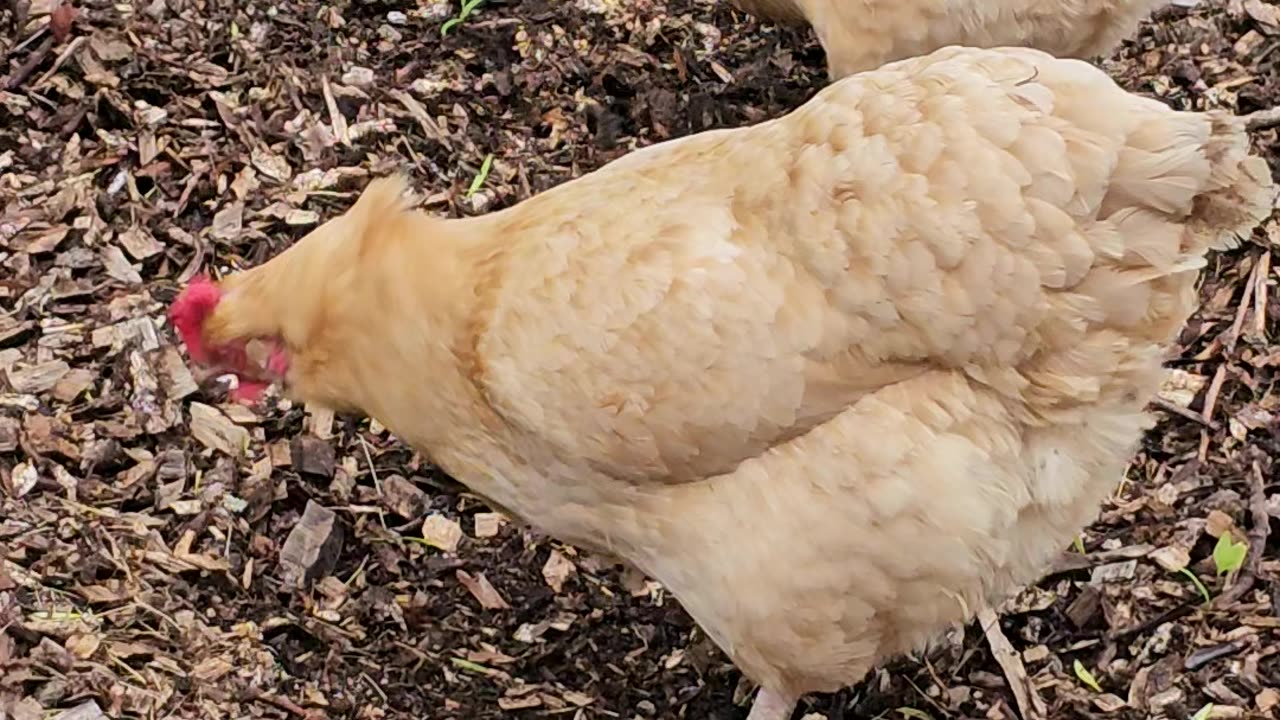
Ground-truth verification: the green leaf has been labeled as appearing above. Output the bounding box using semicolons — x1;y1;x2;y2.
1073;659;1103;693
466;153;495;199
1178;567;1212;605
449;657;493;674
1073;535;1086;554
1212;533;1247;576
439;0;487;36
1191;703;1214;720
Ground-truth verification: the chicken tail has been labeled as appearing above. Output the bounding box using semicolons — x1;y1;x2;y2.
1182;112;1276;255
1100;108;1275;272
1003;53;1275;423
1061;103;1277;346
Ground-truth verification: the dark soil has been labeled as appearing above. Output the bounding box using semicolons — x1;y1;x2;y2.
1;0;1278;718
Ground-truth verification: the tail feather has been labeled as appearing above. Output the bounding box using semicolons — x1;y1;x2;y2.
1009;51;1274;422
1087;107;1275;284
1186;113;1276;253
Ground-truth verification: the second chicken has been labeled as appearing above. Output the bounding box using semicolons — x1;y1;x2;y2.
732;0;1171;78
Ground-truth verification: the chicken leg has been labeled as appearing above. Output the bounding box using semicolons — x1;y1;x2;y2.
747;688;796;720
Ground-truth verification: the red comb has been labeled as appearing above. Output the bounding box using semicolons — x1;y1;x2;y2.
169;275;222;364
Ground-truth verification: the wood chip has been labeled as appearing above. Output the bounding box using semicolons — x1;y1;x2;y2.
188;402;249;457
420;514;463;553
101;245;143;284
278;501;344;588
6;360;69;393
117;226;165;260
306;404;335;438
51;700;106;720
290;436;335;478
1150;546;1191;572
0;417;18;452
1066;585;1103;628
1206;509;1236;538
456;569;510;610
978;607;1046;720
1158;368;1207;408
379;474;426;518
1091;559;1138;584
541;549;576;593
251;146;293;182
51;368;95;402
473;512;504;538
210;202;244;240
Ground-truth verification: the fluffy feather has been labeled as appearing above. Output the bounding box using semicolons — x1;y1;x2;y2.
172;47;1275;718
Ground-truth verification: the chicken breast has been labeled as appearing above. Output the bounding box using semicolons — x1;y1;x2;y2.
174;46;1275;719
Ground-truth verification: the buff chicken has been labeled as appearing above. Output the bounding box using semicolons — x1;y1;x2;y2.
170;47;1274;719
731;0;1172;78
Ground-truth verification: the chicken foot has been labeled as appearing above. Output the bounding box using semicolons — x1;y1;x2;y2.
746;688;797;720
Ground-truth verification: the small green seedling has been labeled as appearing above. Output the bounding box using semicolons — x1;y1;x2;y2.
1073;659;1103;693
441;0;486;36
1178;567;1212;605
1212;533;1247;576
465;153;494;199
895;708;933;720
1191;703;1214;720
450;657;493;674
1073;535;1086;554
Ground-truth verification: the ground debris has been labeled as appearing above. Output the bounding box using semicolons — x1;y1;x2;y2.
290;435;336;478
278;500;345;587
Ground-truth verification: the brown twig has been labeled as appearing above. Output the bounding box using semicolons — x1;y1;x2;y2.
1225;256;1260;355
1112;601;1198;640
1201;364;1228;426
978;607;1047;720
1150;397;1219;429
1213;460;1272;609
1252;251;1270;340
3;35;53;90
31;34;84;88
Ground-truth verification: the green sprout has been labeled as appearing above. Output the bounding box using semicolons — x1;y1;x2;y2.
465;153;494;199
441;0;486;36
450;657;493;674
1212;533;1247;576
1191;703;1214;720
1177;567;1212;605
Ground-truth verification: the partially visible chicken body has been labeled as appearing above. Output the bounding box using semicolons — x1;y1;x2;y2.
175;47;1275;720
733;0;1170;77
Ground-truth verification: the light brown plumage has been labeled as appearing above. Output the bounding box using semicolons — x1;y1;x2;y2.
731;0;1171;78
184;47;1275;719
